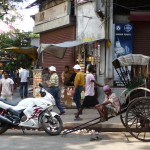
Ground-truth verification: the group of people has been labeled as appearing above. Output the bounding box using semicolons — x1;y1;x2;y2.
0;64;121;122
0;67;29;101
47;64;121;121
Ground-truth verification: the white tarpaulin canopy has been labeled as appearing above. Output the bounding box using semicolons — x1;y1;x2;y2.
118;54;150;66
37;38;103;59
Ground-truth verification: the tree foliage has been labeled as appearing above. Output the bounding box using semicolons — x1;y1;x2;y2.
0;1;37;70
0;31;32;49
0;32;33;70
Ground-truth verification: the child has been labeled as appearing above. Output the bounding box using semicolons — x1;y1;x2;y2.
95;85;120;122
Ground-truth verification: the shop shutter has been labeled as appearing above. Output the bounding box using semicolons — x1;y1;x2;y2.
132;22;150;88
133;22;150;55
40;26;76;77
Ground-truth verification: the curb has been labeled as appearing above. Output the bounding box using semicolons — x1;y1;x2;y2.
63;122;127;132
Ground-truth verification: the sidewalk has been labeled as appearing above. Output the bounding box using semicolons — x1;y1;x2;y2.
12;87;126;132
60;108;126;132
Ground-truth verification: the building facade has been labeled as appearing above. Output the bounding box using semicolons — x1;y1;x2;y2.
113;0;150;89
32;0;76;76
30;0;150;98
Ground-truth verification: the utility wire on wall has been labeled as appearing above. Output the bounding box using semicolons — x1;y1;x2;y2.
113;3;134;10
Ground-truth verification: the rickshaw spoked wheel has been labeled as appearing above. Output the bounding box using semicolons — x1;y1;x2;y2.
121;89;147;128
120;114;126;127
125;97;150;142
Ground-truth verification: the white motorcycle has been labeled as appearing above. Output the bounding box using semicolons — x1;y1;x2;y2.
0;84;63;135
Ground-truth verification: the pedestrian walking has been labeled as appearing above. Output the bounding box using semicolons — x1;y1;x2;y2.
74;65;103;120
19;67;29;99
0;70;14;101
47;66;65;115
72;64;84;113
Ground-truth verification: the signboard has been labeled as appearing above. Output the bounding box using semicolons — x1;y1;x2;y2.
34;1;69;25
114;23;133;87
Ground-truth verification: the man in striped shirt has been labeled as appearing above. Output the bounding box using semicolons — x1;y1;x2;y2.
48;66;65;115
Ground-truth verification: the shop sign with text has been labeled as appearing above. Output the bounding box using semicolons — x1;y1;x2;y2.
114;23;133;87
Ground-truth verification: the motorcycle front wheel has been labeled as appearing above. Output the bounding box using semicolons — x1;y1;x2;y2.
41;115;63;136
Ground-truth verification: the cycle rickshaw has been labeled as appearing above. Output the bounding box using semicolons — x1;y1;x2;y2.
63;54;150;142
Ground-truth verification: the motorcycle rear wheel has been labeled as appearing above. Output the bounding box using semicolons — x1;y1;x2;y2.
0;122;8;134
41;115;63;136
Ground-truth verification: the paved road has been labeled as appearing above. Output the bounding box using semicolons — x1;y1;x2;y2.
0;130;149;150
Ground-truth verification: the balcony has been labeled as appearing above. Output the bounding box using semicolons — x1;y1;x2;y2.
33;15;76;33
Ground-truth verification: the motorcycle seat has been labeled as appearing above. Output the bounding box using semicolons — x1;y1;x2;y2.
0;98;19;106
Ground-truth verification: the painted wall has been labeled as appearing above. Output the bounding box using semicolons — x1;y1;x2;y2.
31;37;40;47
76;2;105;41
76;1;107;103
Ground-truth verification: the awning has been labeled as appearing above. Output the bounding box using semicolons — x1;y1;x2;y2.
4;47;38;61
37;38;104;59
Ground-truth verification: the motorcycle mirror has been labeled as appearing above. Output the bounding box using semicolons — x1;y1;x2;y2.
39;83;43;88
40;91;46;97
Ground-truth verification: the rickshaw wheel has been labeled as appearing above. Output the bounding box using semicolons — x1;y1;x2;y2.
125;97;150;142
120;114;126;127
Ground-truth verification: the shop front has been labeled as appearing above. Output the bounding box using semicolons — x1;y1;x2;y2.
36;39;102;107
113;1;150;89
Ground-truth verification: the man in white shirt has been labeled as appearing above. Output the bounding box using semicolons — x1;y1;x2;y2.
0;71;14;101
19;67;29;99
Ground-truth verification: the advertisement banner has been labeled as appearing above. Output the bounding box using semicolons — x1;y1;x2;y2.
114;23;133;87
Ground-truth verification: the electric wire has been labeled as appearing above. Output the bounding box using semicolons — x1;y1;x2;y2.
113;3;150;11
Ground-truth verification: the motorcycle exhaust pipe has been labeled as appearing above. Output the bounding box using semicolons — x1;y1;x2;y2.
0;115;13;125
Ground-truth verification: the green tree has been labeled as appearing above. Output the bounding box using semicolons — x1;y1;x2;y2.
1;0;31;23
0;0;38;70
0;32;33;70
